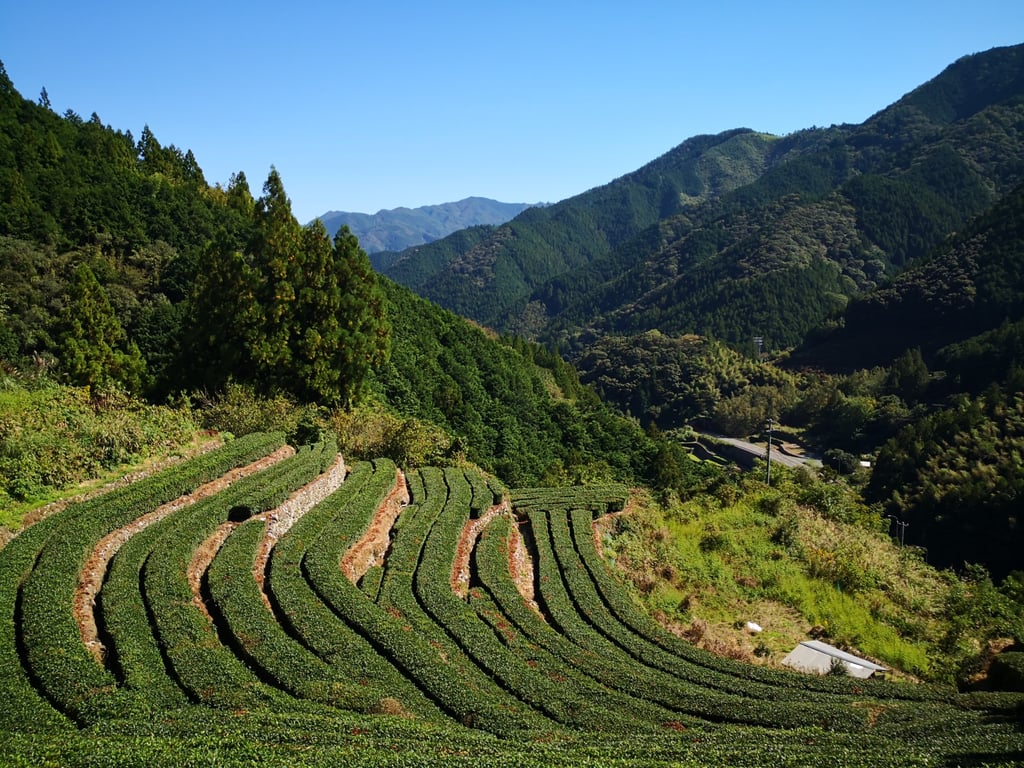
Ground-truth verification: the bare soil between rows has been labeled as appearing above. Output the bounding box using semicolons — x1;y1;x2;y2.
75;446;295;661
188;452;350;620
451;503;506;598
341;469;408;584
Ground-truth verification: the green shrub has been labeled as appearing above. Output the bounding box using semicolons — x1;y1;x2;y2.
331;405;454;467
0;383;198;504
989;652;1024;692
197;381;304;437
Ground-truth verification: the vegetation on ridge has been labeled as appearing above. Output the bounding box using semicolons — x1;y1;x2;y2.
0;60;704;510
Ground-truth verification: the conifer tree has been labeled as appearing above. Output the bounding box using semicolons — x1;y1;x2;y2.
188;232;260;389
330;223;390;406
188;169;389;406
247;167;303;374
294;218;343;401
57;263;146;392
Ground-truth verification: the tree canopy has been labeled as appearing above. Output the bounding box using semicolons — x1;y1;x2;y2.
55;263;146;392
189;169;389;406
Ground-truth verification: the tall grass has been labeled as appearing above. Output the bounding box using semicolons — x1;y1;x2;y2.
602;480;949;681
0;382;198;522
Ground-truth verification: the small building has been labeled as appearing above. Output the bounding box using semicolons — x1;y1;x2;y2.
782;640;887;680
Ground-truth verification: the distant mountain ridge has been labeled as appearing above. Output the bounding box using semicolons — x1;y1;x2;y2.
377;127;799;331
377;44;1024;355
315;197;536;254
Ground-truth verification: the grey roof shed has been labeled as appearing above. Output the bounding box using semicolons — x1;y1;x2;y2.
781;640;888;679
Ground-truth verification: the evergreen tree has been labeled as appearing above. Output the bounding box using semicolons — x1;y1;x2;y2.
187;169;389;406
330;223;390;406
225;171;255;219
247;167;303;374
187;231;260;389
56;263;146;392
886;347;930;402
292;220;340;398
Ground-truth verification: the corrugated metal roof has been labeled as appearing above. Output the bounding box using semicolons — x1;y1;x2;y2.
781;640;887;679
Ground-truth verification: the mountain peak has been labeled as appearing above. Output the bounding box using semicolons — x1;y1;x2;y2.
314;197;537;253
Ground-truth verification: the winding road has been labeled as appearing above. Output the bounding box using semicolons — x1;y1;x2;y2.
695;433;821;470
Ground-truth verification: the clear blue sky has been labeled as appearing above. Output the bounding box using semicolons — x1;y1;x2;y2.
2;2;1022;223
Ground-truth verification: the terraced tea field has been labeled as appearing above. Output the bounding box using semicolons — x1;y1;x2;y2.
1;434;1021;766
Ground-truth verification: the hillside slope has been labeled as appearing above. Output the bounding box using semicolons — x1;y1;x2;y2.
380;127;813;330
548;44;1024;353
2;448;1020;766
0;64;707;505
793;181;1024;373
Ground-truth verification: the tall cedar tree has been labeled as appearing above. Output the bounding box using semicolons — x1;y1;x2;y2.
190;169;388;405
57;263;146;392
328;223;390;405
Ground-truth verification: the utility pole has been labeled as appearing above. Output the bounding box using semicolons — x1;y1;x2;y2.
765;417;774;486
886;515;909;547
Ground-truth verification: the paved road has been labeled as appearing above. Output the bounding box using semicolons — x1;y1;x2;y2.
696;434;820;469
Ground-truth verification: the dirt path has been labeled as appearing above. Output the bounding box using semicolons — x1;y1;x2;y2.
451;502;506;598
340;469;408;584
448;500;541;616
508;517;541;615
74;446;295;663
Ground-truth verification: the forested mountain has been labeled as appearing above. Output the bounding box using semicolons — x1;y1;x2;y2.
573;175;1024;578
379;127;814;332
0;60;704;502
316;197;535;256
794;181;1024;375
379;44;1024;353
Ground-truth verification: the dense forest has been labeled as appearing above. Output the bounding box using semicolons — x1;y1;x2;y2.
0;59;709;515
